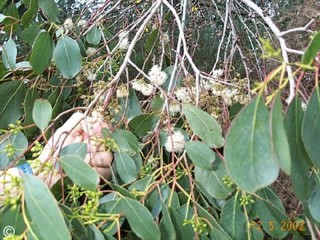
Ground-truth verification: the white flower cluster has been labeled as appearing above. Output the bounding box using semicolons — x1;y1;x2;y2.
174;87;192;103
131;79;154;96
116;84;129;98
118;31;129;50
163;32;170;45
212;68;224;78
77;19;87;28
86;47;96;56
86;71;97;81
148;65;167;86
64;18;74;34
169;102;181;115
165;130;185;153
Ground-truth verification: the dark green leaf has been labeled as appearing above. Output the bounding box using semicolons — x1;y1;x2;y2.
38;0;59;22
0;204;26;239
225;96;279;192
220;194;246;240
2;38;17;69
270;94;291;175
308;185;320;222
0;80;26;129
185;141;215;170
160;203;176;240
86;25;102;45
114;152;137;184
128;175;154;192
32;99;52;131
128;114;158;138
60;155;99;191
22;23;41;44
23;175;71;240
182;105;224;148
53;36;82;79
302;86;320;169
301;32;320;66
119;89;141;120
255;188;288;238
284;97;314;201
21;0;37;26
120;197;161;240
144;30;158;53
169;207;195;239
30;31;54;74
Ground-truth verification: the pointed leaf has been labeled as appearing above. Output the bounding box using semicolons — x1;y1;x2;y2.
302;32;320;66
32;99;52;131
128;114;158;138
23;175;71;240
21;0;37;26
220;194;246;240
30;31;54;74
120;197;161;240
185;141;215;170
86;25;102;45
60;142;87;159
0;80;26;129
225;96;279;192
38;0;59;22
53;36;82;79
115;152;137;184
302;86;320;169
159;202;176;240
284;97;314;200
270;94;291;174
182;105;224;148
60;155;99;191
2;38;17;69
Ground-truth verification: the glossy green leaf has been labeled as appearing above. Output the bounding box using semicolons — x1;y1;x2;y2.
2;38;17;69
145;30;158;53
86;25;102;45
220;194;246;240
21;0;37;26
60;155;99;191
0;131;28;168
185;141;215;170
23;175;71;240
53;36;82;79
128;114;158;138
112;129;140;156
32;99;52;131
115;152;137;184
284;97;314;201
270;94;291;175
120;197;161;240
22;23;41;44
195;157;233;199
38;0;59;22
302;86;320;169
160;203;176;240
308;185;320;222
128;175;154;192
255;188;288;238
182;105;224;148
225;96;279;192
0;80;26;130
302;32;320;66
119;89;141;120
30;31;54;74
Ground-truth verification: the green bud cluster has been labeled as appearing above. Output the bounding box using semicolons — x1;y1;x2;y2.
239;194;254;206
8;120;23;134
30;141;43;158
183;217;208;235
222;175;234;188
3;144;16;158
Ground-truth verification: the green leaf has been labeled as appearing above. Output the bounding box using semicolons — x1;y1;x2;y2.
0;80;26;129
21;0;37;26
60;143;87;159
30;31;54;74
86;25;102;45
169;207;195;239
128;114;158;138
302;86;320;169
22;23;41;44
2;38;17;69
182;105;224;148
0;131;28;168
284;97;314;201
255;188;289;239
185;141;215;170
120;197;161;240
38;0;59;22
32;99;52;131
23;175;71;240
114;152;137;184
112;129;140;155
53;36;82;79
220;194;246;240
119;89;141;120
159;203;176;240
60;155;99;191
302;32;320;66
0;205;26;239
308;185;320;222
225;96;279;192
128;175;154;192
270;94;291;175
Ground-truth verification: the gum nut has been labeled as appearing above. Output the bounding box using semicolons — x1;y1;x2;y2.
96;167;112;180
